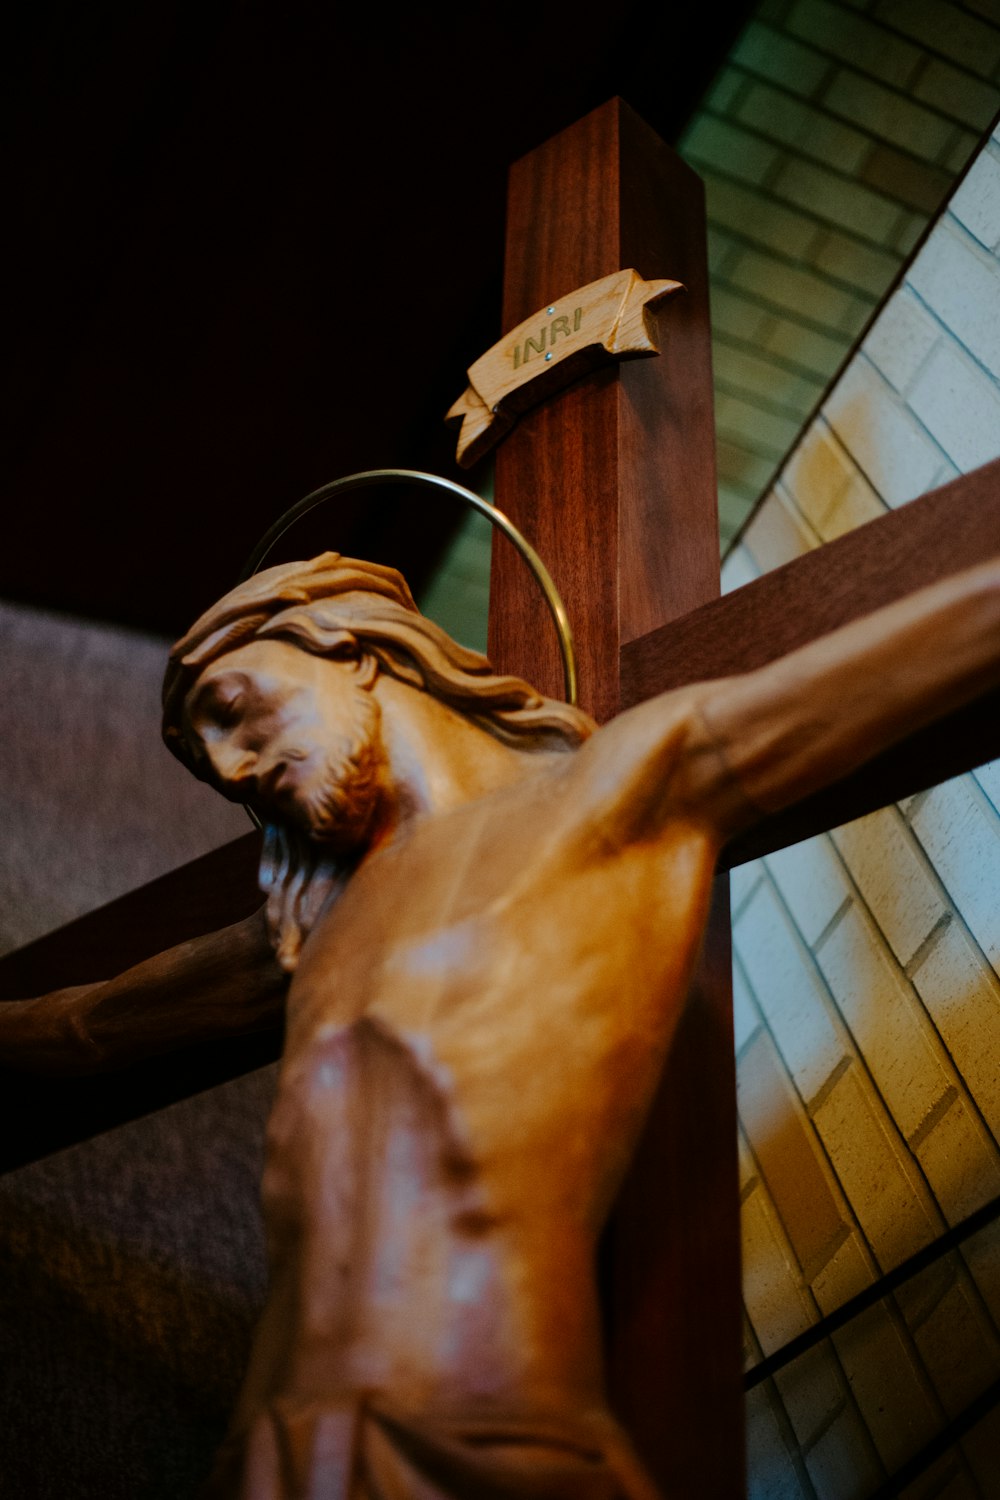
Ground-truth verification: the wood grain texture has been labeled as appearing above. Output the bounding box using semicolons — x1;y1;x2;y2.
491;99;741;1498
621;459;1000;865
491;98;719;724
609;881;743;1494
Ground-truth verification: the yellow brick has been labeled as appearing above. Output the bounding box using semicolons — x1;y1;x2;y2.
818;468;887;540
742;1182;817;1354
817;903;952;1141
811;1231;875;1315
812;1065;940;1270
831;1301;942;1470
775;1344;847;1450
908;1273;1000;1418
910;920;1000;1141
782;423;855;531
914;1095;1000;1224
744;486;821;570
830;805;946;965
910;776;1000;968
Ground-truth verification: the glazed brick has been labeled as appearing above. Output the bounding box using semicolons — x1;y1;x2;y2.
910;919;1000;1140
739;1028;850;1278
907;221;1000;381
765;834;850;947
811;1064;940;1270
908;339;1000;473
816;903;952;1141
735;879;847;1102
914;1093;1000;1224
823;357;944;505
861;287;940;394
829;805;946;966
910;777;1000;969
744;484;821;570
742;1180;819;1353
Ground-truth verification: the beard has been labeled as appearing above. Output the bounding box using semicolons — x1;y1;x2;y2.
293;687;386;855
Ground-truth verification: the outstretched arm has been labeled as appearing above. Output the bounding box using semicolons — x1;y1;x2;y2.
0;908;288;1075
690;557;1000;839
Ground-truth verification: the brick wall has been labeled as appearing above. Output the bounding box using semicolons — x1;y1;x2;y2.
680;0;1000;547
725;121;1000;1496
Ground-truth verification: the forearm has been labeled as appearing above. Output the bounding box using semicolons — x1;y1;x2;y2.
0;908;288;1075
701;558;1000;827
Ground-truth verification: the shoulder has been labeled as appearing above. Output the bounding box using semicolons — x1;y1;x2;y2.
563;684;752;848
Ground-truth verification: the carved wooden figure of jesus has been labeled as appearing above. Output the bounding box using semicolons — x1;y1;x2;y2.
5;550;1000;1498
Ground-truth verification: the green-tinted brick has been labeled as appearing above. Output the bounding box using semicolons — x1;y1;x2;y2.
706;65;748;116
942;126;982;177
774;156;902;243
682;114;781;183
824;70;955;160
732;244;873;331
710;285;775;344
732;21;830;98
913;57;1000;132
704;170;819;257
812;227;902;297
736;80;870;174
861;144;951;214
715;341;825;412
787;0;923;89
716;389;805;458
717;436;779;496
764;319;852;379
873;0;1000;81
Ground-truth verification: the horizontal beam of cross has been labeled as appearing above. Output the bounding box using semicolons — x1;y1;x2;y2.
622;458;1000;867
1;459;996;1168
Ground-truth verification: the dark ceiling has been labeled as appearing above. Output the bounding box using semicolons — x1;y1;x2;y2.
4;0;754;637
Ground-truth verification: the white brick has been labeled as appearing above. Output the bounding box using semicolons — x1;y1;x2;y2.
908;339;1000;473
915;1094;1000;1223
910;776;1000;968
909;1274;1000;1418
950;149;1000;252
742;1182;817;1354
862;288;940;394
731;856;765;913
910;919;1000;1139
823;358;944;506
803;1400;883;1500
781;424;855;532
744;487;821;571
733;957;762;1052
830;805;946;966
775;1345;846;1450
831;1302;941;1471
973;757;1000;814
816;904;952;1140
721;545;759;594
811;1231;874;1315
817;466;887;540
765;835;850;946
735;880;847;1101
962;1216;1000;1339
907;221;1000;381
812;1065;940;1270
745;1385;813;1500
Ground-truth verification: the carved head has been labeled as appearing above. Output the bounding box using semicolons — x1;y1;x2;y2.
162;553;592;966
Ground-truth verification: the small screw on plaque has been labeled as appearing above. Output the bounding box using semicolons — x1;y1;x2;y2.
545;352;553;361
546;307;555;315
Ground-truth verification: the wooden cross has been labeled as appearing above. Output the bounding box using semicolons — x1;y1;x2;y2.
2;95;999;1499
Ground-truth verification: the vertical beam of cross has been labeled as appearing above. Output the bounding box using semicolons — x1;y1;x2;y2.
489;98;743;1495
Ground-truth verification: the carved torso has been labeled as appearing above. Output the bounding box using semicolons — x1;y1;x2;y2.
233;698;722;1456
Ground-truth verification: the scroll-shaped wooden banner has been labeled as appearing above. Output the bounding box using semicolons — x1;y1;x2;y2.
446;268;683;467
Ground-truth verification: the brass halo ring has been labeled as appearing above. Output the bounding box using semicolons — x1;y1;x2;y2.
239;468;578;704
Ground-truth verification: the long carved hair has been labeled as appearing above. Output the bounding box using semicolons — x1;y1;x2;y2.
162;553;594;968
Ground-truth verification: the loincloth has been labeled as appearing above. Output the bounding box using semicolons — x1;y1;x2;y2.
204;1395;664;1500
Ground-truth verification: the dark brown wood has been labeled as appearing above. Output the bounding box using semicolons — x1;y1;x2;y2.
491;98;719;724
609;880;743;1491
0;833;272;1172
490;100;741;1498
621;459;1000;865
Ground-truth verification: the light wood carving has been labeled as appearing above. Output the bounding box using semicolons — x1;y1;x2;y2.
3;551;1000;1498
446;270;683;466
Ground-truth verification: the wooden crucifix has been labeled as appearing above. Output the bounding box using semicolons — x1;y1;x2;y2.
1;96;999;1500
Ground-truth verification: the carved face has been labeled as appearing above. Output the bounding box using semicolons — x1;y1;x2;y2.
184;639;386;851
